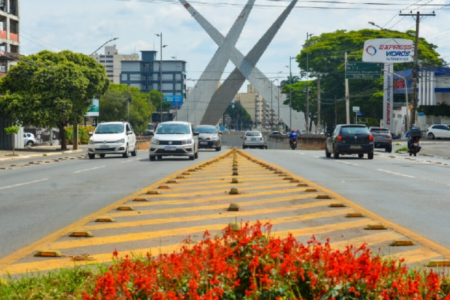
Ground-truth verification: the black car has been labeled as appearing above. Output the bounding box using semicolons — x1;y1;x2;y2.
325;124;374;159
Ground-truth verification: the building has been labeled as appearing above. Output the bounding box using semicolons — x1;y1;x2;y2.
392;67;450;133
92;45;139;84
0;0;20;74
120;50;186;109
235;84;282;130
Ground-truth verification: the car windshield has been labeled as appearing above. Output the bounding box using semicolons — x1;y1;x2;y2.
340;127;368;135
246;131;261;136
156;124;190;134
95;124;124;134
195;127;217;134
371;128;389;133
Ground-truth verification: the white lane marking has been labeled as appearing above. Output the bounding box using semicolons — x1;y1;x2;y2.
74;166;105;174
336;161;360;167
298;152;305;155
377;169;415;178
120;159;137;164
0;178;49;190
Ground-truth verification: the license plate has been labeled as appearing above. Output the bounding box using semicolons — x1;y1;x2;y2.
100;145;109;149
164;146;176;151
251;138;257;141
350;145;361;149
200;142;207;145
413;143;418;146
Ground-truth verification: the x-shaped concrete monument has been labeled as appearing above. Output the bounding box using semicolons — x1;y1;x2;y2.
177;0;299;127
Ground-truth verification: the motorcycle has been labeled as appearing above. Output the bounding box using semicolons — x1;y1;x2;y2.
408;137;421;156
289;138;297;150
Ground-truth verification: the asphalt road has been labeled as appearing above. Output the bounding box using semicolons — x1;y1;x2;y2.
247;148;450;250
0;149;224;259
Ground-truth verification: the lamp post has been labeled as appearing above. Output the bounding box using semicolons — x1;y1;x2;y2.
270;79;277;131
305;32;313;133
383;69;409;133
286;56;296;130
277;71;282;130
156;33;167;122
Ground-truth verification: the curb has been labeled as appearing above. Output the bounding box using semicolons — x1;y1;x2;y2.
0;149;84;162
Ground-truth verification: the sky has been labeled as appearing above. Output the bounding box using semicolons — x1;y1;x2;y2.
20;0;450;92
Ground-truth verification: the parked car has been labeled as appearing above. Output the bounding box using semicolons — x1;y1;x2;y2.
23;132;37;147
87;121;137;159
195;125;222;151
243;131;266;149
369;127;392;153
149;121;199;161
426;124;450;140
325;124;374;159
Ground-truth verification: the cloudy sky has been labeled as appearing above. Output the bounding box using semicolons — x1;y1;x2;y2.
20;0;450;91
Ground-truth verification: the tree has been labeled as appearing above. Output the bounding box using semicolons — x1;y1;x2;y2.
99;84;157;134
289;29;443;128
0;50;109;150
148;90;171;113
4;126;19;156
225;101;252;130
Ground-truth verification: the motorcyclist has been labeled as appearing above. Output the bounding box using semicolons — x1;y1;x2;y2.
289;129;298;141
407;126;421;152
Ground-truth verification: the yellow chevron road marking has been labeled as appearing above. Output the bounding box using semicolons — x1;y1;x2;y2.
383;247;441;264
152;183;297;194
331;231;404;251
106;193;321;217
84;200;340;230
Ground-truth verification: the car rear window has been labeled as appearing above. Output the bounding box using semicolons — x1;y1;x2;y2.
246;131;261;136
370;128;389;133
340;127;369;135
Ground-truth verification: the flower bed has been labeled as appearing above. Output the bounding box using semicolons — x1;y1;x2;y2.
83;222;450;300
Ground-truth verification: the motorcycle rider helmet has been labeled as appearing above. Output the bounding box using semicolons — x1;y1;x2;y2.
291;129;295;132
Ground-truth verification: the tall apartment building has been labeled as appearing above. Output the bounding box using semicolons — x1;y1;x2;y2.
0;0;20;74
92;45;139;84
120;50;187;108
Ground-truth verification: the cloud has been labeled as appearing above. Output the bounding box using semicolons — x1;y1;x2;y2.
20;0;450;90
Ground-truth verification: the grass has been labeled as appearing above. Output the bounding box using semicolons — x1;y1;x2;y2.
0;264;108;300
395;146;408;153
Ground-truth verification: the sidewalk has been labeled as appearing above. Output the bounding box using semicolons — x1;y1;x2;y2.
0;145;85;162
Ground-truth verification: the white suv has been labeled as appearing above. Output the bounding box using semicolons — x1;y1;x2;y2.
149;121;199;161
88;122;137;159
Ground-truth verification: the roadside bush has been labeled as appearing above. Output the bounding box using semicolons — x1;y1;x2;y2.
396;146;409;153
83;222;450;300
64;126;95;145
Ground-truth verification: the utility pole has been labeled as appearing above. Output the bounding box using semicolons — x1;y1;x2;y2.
345;52;350;124
399;11;435;129
317;73;321;133
288;56;294;130
335;96;337;126
127;84;130;122
305;32;313;133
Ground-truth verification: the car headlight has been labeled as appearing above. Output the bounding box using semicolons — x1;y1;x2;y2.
211;136;219;141
182;139;193;145
117;138;125;144
151;139;159;145
88;139;95;145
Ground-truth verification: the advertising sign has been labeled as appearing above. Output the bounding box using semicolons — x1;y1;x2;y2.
165;95;183;108
383;63;394;131
363;38;414;63
86;98;99;117
352;106;360;112
346;62;382;79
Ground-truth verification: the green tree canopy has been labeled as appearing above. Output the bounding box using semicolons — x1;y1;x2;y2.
284;29;444;130
0;50;109;149
99;84;159;134
224;101;252;130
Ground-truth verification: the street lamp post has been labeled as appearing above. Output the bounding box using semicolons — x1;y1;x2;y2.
383;69;409;133
277;71;282;130
156;33;167;123
270;79;277;131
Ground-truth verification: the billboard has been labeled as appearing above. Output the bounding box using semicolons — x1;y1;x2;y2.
164;95;183;108
362;39;414;63
86;98;99;117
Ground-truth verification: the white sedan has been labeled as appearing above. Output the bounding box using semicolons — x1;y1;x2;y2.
426;124;450;140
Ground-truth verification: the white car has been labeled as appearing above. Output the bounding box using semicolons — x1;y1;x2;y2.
149;121;199;161
242;131;266;149
426;124;450;140
87;122;137;159
24;132;37;146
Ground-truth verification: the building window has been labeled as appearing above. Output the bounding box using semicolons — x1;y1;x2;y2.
106;60;113;63
106;55;113;58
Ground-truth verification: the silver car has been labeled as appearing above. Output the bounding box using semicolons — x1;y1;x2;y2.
242;131;266;149
149;121;199;161
195;125;222;151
